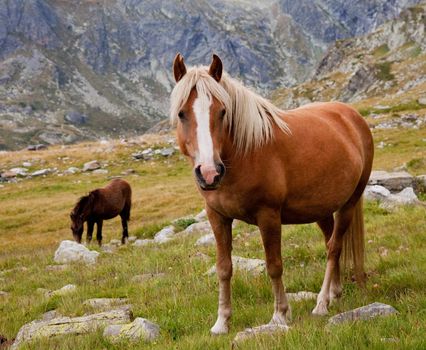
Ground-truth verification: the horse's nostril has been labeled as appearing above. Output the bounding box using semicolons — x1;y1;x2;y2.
216;163;225;177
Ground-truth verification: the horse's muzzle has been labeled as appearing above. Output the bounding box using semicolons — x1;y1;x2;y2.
195;163;225;190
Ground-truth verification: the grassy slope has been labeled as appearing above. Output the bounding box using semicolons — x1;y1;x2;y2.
0;128;425;349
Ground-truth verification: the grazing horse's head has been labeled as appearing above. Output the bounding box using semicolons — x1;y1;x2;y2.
70;194;93;242
171;54;230;191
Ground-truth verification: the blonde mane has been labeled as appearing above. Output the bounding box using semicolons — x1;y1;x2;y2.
170;66;290;153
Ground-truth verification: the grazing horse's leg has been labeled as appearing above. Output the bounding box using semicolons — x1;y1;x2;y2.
207;205;233;335
313;205;356;315
317;216;342;301
258;209;290;327
120;214;128;244
96;220;103;246
86;219;95;244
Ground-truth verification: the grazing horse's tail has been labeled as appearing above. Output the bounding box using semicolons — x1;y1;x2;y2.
342;196;366;285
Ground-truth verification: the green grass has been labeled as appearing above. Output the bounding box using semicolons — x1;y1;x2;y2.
0;135;425;349
375;62;395;81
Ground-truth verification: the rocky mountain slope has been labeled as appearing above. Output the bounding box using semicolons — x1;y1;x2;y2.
0;0;420;150
272;2;426;112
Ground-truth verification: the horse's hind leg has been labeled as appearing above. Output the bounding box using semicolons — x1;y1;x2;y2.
96;220;103;246
120;204;130;244
258;209;290;328
317;216;342;301
313;205;356;316
120;214;129;244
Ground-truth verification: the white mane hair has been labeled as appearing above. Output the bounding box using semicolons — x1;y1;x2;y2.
170;66;290;153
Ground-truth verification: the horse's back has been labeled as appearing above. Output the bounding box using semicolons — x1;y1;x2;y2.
93;179;132;219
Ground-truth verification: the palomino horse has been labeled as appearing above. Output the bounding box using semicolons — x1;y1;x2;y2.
70;179;132;245
170;54;374;334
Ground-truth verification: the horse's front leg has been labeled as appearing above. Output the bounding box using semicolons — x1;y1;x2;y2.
96;220;103;246
258;209;290;328
207;205;233;335
86;219;94;244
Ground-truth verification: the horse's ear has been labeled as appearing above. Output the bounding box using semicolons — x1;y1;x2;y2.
209;54;223;82
173;53;187;82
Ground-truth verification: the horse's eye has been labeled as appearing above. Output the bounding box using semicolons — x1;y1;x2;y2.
178;111;185;120
220;109;226;120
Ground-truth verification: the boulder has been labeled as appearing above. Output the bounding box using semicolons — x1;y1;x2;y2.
368;171;414;191
53;240;99;265
27;144;47;151
64;167;80;175
182;221;212;236
328;302;397;325
64;111;88;125
103;317;160;343
159;147;175;157
153;226;175;244
31;169;51;177
206;256;265;276
83;160;101;172
364;185;391;201
11;306;132;350
195;233;216;246
194;209;207;222
92;169;108;175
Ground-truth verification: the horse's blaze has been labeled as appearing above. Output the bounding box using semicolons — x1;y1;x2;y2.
193;92;219;185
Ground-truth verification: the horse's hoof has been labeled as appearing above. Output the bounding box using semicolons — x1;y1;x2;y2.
312;302;329;316
210;319;229;335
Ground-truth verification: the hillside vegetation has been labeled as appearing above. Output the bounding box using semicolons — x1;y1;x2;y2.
0;121;425;348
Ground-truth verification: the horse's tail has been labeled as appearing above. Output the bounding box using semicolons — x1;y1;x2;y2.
342;196;366;285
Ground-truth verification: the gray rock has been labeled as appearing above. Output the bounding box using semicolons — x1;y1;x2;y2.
286;291;318;302
194;209;207;222
0;291;8;297
182;221;212;236
103;317;160;343
40;284;77;298
11;306;132;350
233;324;289;345
41;310;63;322
328;302;398;325
64;167;80;174
92;169;108;175
109;239;121;246
27;144;47;151
65;111;87;125
53;240;99;265
364;185;391;201
418;97;426;105
127;236;137;243
380;187;420;209
83;160;101;172
31;169;51;177
9;167;29;177
195;233;216;246
83;298;129;311
368;171;414;191
133;239;155;247
160;147;175;157
206;256;265;276
153;225;175;244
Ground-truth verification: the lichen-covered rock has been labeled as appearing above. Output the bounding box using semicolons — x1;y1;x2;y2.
11;306;132;349
328;302;398;325
103;317;160;343
194;209;207;222
83;298;129;312
54;240;99;265
206;256;265;276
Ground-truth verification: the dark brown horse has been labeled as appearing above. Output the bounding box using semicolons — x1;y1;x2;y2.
170;54;374;334
70;179;132;245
